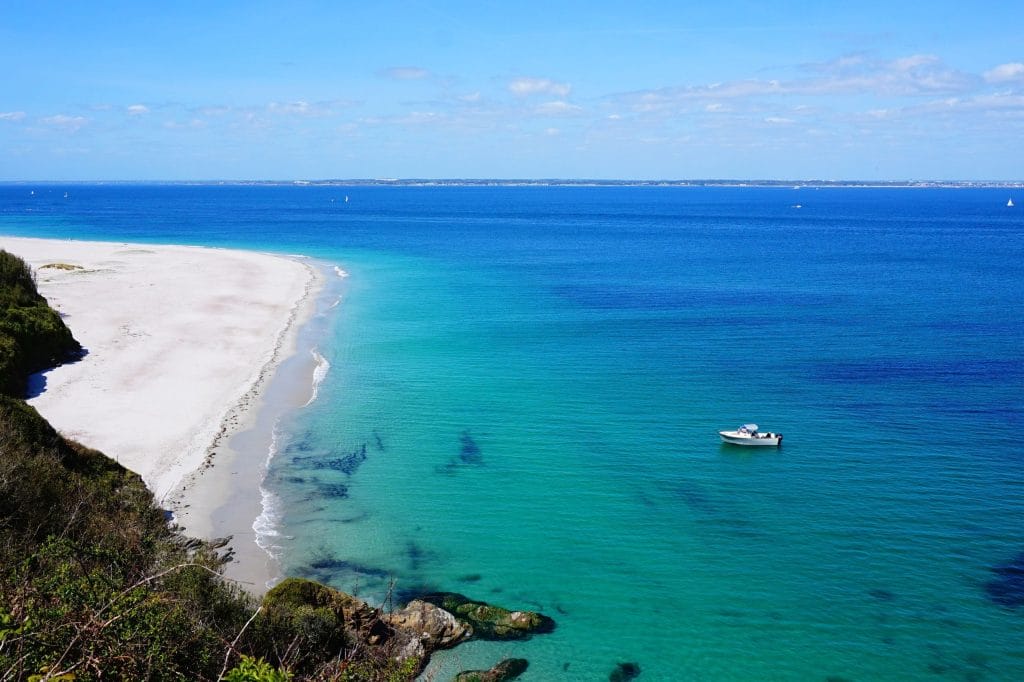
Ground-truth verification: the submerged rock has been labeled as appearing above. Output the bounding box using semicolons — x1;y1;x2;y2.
418;592;555;640
454;658;529;682
609;661;641;681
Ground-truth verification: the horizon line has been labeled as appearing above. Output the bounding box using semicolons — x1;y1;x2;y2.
3;178;1023;187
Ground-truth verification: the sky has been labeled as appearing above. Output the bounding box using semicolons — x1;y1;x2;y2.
1;1;1022;181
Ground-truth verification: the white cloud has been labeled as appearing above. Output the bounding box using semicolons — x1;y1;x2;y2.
127;104;150;115
613;53;974;116
0;111;26;121
533;100;582;116
984;62;1024;84
40;114;88;131
380;66;431;80
508;77;571;98
266;100;340;117
163;119;207;130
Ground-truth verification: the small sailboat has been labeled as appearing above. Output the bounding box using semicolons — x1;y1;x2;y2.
1009;197;1015;207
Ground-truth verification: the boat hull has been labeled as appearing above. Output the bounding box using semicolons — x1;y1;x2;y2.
719;431;782;446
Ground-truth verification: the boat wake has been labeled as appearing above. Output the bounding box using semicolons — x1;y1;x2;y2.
334;265;349;278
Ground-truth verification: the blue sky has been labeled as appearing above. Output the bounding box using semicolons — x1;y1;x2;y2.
2;1;1022;180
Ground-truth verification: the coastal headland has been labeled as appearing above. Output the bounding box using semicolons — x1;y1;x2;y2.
1;236;320;583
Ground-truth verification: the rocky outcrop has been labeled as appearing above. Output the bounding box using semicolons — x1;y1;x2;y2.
256;581;555;678
418;592;556;640
385;598;472;660
260;577;393;646
454;657;529;681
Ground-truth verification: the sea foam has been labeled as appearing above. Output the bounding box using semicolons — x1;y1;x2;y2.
303;349;330;407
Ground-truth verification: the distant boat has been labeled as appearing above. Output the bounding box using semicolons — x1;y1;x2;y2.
1009;198;1015;207
792;204;802;209
29;190;34;196
64;192;69;199
719;423;782;447
344;195;350;203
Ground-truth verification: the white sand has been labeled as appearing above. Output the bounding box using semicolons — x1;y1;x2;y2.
1;236;316;503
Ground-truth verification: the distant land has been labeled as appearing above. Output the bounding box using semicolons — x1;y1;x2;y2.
3;179;1023;188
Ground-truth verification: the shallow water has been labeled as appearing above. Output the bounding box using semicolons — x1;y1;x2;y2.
3;184;1023;679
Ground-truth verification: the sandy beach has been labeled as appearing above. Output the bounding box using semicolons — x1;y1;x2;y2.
1;235;322;585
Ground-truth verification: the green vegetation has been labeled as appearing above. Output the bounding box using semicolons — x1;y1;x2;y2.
0;250;82;396
0;252;415;681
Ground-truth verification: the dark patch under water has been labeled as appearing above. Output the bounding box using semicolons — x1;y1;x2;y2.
299;551;392;585
609;661;641;681
317;482;349;499
459;430;483;464
292;443;368;475
407;540;430;571
437;430;486;474
984;550;1024;607
869;588;897;602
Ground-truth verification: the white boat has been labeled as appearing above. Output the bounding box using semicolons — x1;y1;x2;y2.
719;423;782;446
1009;198;1015;207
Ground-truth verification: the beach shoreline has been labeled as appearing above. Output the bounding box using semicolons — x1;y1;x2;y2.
1;235;328;591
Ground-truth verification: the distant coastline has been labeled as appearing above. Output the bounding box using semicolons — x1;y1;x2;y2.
3;178;1023;188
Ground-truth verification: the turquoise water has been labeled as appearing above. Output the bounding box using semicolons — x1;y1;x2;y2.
3;185;1023;679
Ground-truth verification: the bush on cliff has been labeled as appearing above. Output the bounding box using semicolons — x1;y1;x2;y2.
0;249;81;396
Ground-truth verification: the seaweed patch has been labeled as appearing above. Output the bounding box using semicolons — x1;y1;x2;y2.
459;430;483;464
298;550;392;585
317;482;349;499
292;443;368;475
437;430;485;473
609;661;641;681
868;588;896;602
984;550;1024;608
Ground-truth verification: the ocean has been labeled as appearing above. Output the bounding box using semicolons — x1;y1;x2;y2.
2;184;1023;680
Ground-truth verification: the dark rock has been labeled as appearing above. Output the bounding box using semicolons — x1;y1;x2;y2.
454;658;529;682
418;592;555;640
984;550;1024;607
609;661;641;681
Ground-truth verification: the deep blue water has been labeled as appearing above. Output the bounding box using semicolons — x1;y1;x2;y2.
3;184;1024;680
